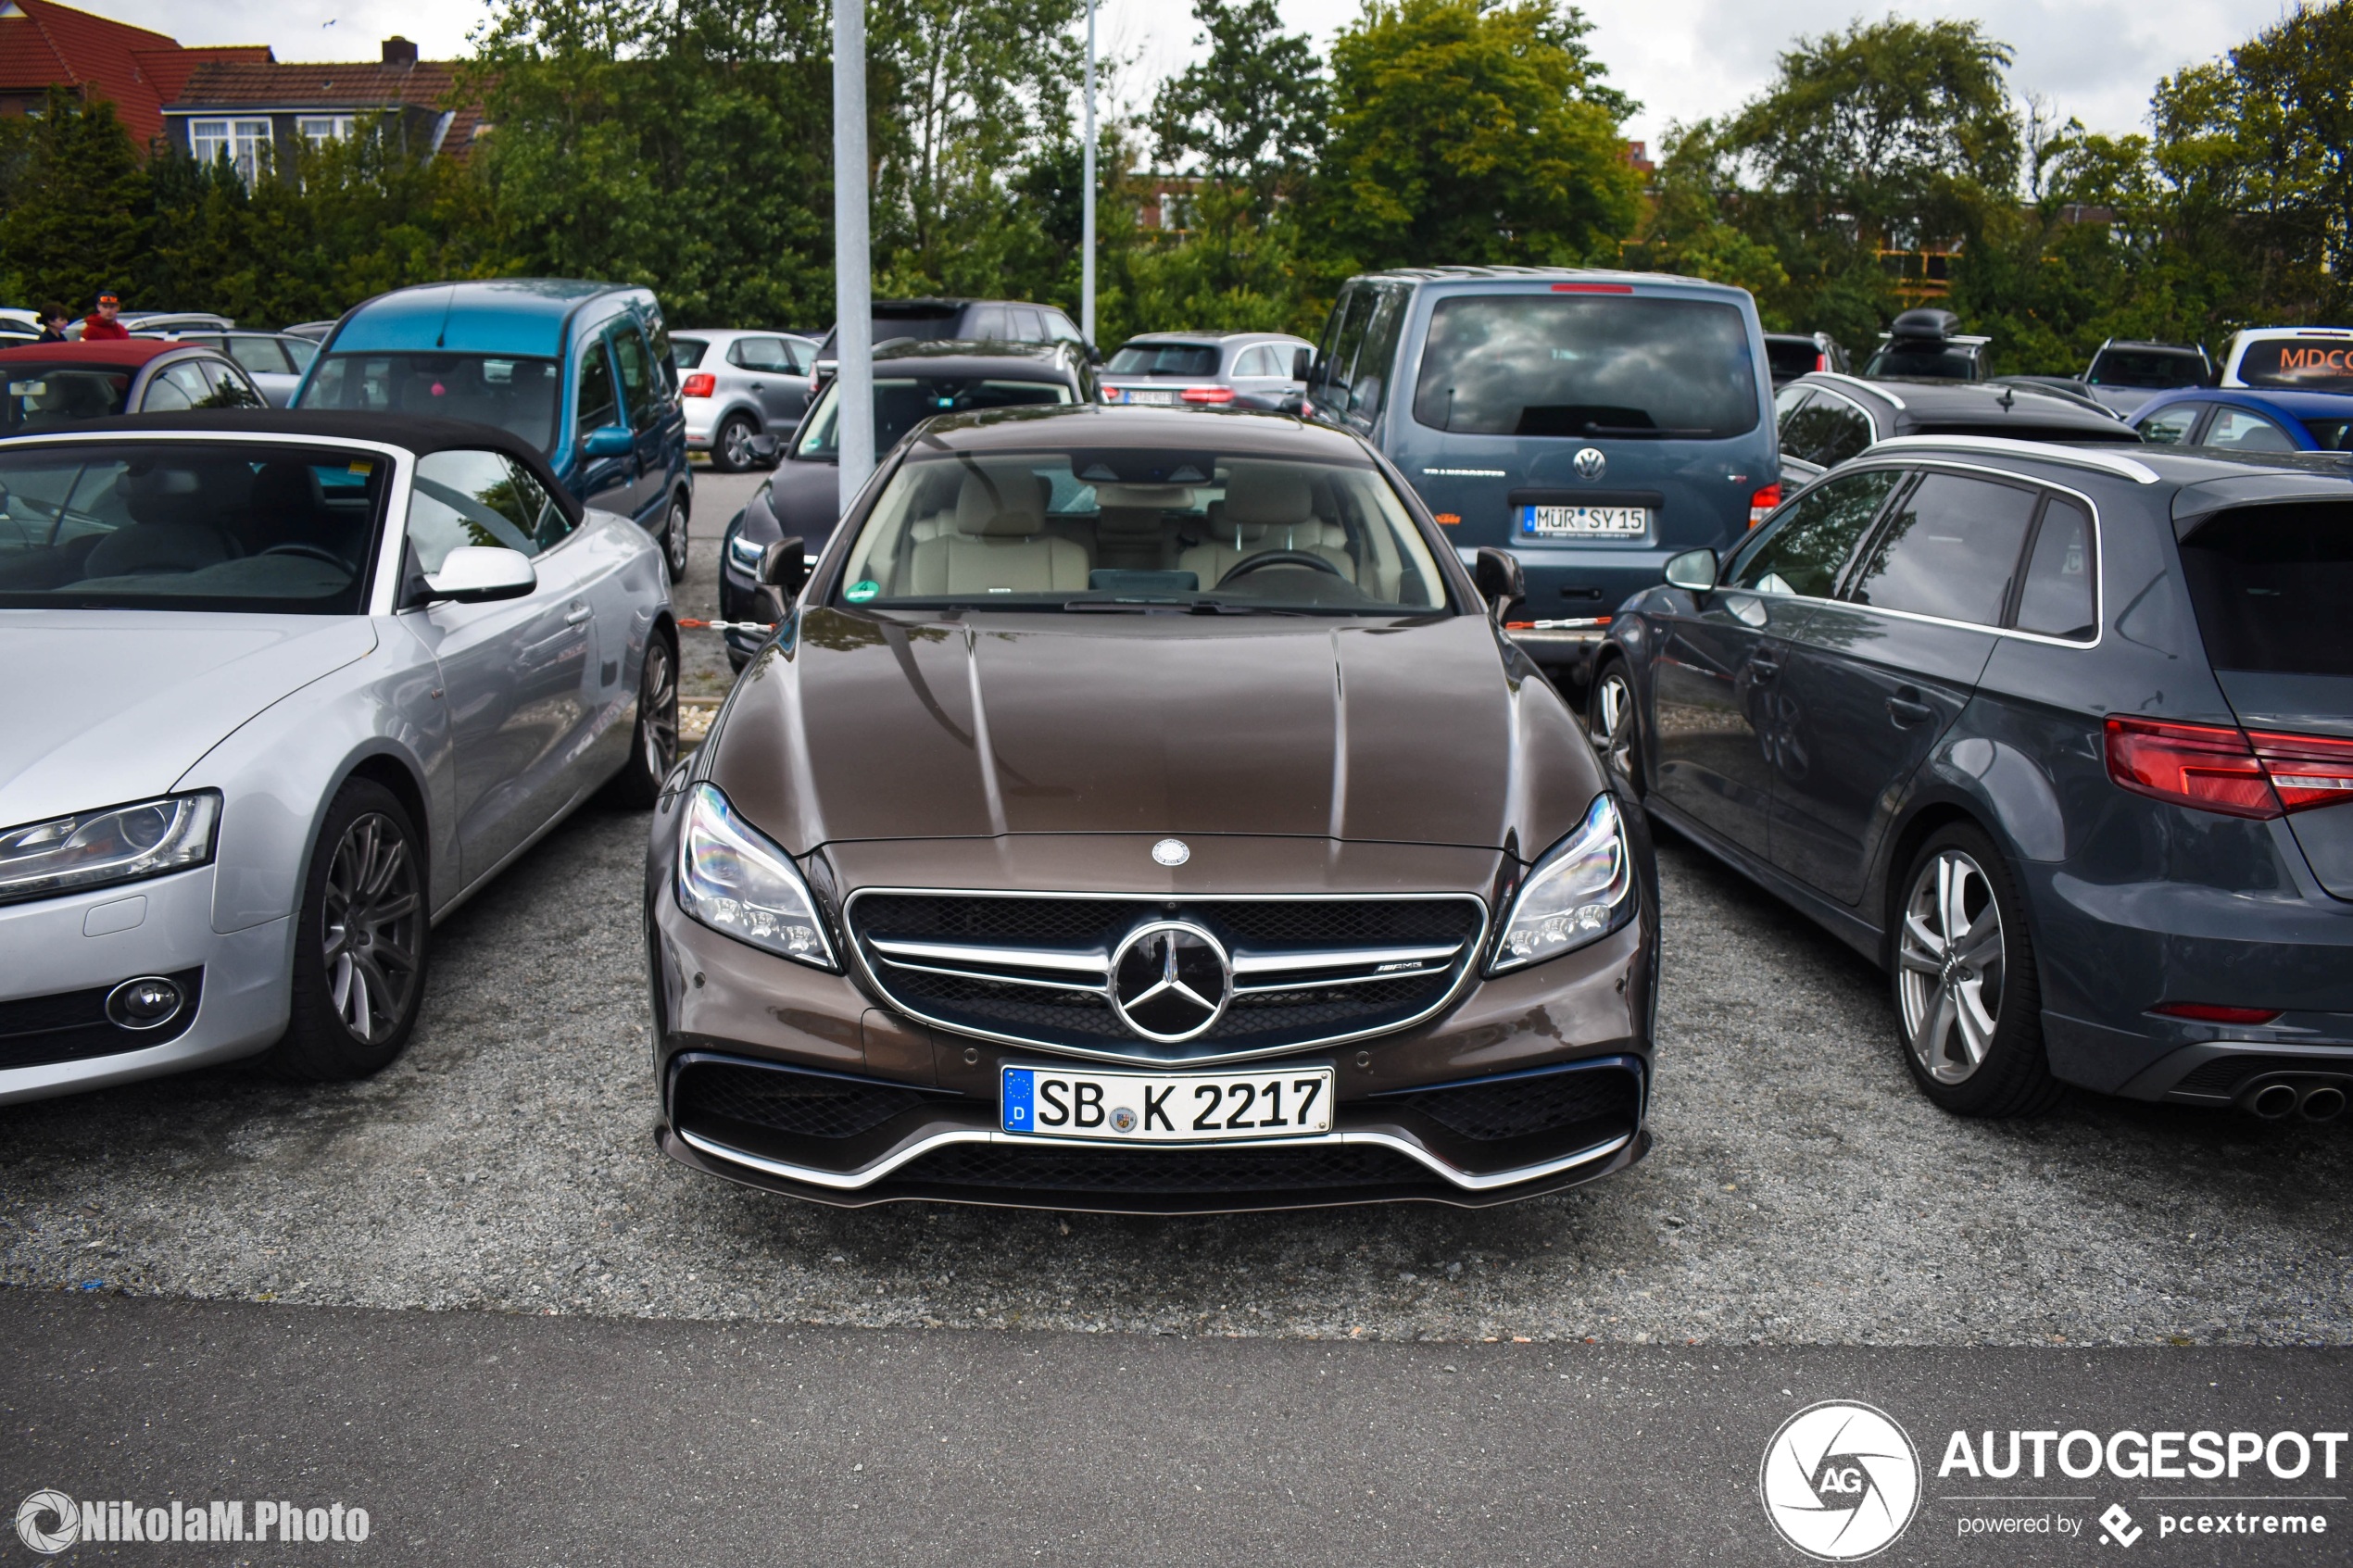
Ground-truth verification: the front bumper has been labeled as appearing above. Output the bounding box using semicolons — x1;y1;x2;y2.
645;859;1655;1212
0;866;293;1105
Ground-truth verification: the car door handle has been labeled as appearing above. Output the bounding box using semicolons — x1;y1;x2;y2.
1748;652;1781;678
564;601;591;626
1887;688;1932;725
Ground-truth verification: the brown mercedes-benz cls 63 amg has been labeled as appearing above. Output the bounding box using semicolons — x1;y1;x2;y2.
644;405;1658;1211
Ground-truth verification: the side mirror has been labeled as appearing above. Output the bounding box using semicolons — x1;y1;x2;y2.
1473;546;1525;613
1663;548;1719;594
1304;354;1327;388
582;424;634;458
1086;343;1105;366
1291;346;1313;382
423;545;536;604
758;537;808;596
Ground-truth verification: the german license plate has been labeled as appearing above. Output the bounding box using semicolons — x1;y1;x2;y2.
1122;388;1179;406
1520;505;1649;538
1001;1064;1334;1144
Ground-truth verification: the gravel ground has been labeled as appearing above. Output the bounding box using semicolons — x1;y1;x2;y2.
4;474;2347;1345
3;806;2347;1346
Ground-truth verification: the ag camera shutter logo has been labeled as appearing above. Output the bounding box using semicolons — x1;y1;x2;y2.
1759;1400;1921;1561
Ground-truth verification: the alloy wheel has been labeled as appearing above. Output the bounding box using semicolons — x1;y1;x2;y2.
639;638;678;788
1895;848;2005;1085
321;811;422;1045
721;418;754;470
1592;668;1637;784
663;502;689;580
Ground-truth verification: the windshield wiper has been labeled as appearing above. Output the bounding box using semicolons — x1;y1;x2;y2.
1059;597;1316;616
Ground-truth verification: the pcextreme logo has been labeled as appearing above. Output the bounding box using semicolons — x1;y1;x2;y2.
1760;1400;1923;1561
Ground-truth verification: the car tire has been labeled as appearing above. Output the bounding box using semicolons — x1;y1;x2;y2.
712;413;757;474
1891;822;2061;1118
659;495;689;583
1587;658;1644;803
265;778;427;1083
607;631;679;809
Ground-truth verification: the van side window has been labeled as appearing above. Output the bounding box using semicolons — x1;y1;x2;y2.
1727;469;1901;597
613;327;659;428
576;342;618;439
1350;286;1409;420
1316;287;1372;411
2012;496;2095;640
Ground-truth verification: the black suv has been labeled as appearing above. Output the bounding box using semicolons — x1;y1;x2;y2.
1588;439;2353;1120
1774;372;2133;484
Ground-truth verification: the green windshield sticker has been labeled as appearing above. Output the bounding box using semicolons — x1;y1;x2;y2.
846;579;880;604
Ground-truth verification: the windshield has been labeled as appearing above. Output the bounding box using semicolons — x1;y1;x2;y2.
298;352;562;451
1107;343;1219;377
833;447;1450;616
5;364;133;427
1413;295;1760;438
1862;342;1980;381
2238;338;2353;395
671;337;710;370
0;441;386;614
2087;348;2207;389
794;376;1072;459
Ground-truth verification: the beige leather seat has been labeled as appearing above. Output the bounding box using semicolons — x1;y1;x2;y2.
903;470;1089;595
1179;463;1354;587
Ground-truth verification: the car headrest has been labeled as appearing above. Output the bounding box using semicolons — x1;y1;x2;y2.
1220;463;1315;528
121;462;245;528
953;470;1048;536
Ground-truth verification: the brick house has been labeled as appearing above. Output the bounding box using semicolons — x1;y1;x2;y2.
161;35;484;183
0;0;269;148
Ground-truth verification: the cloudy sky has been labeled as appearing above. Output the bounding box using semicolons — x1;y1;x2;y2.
118;0;2294;147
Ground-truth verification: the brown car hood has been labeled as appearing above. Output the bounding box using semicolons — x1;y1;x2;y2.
709;608;1601;860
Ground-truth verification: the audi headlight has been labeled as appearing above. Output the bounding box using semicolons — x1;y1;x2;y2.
675;783;837;969
0;792;220;907
1490;793;1634;973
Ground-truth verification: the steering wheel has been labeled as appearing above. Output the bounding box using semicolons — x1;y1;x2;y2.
1216;549;1345;587
260;543;350;568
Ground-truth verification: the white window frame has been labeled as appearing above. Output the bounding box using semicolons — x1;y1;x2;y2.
296;114;357;147
190;118;273;183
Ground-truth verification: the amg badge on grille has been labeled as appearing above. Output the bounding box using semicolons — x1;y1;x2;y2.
1151;838;1190;866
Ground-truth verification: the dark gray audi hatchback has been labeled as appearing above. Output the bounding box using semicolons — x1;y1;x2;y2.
647;406;1659;1210
1590;436;2353;1119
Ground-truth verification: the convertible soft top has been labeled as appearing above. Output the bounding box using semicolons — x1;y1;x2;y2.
12;408;583;521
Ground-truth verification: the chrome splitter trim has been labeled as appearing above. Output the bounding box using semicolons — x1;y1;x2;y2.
676;1123;1633;1195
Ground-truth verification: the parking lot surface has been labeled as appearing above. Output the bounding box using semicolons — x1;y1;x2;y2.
3;471;2347;1347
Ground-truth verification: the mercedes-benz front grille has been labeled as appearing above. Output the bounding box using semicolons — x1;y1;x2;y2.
846;892;1487;1063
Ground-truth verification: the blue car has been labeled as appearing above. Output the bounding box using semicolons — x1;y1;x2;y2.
2133;386;2353;455
1303;268;1777;683
294;280;693;580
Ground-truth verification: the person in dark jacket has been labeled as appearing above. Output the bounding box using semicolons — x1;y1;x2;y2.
79;291;130;342
36;304;71;342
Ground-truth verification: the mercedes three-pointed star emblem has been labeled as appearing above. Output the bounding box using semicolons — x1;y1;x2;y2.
1108;920;1231;1043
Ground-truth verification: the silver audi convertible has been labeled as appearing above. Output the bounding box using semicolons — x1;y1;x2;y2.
0;411;678;1103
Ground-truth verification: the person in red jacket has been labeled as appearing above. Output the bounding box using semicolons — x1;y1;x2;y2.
79;291;130;341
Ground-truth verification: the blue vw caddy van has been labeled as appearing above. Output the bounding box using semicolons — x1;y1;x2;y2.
1305;268;1776;678
296;279;693;580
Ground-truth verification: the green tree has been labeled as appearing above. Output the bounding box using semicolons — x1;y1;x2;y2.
0;87;146;310
1633;124;1790;313
1309;0;1640;274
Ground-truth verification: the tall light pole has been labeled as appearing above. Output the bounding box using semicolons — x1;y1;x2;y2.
1081;0;1096;346
833;0;875;508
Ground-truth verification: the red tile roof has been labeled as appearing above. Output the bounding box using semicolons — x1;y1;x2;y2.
0;0;270;148
166;57;484;160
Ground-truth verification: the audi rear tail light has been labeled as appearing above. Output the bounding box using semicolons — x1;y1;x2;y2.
2249;728;2353;812
681;373;715;398
1180;385;1236;405
1748;483;1781;528
2104;717;2278;818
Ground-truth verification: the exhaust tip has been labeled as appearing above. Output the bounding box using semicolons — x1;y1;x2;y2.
2247;1081;2299;1120
2298;1085;2346;1123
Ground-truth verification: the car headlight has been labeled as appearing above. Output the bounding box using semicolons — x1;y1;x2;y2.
1489;793;1634;973
726;533;765;571
674;782;837;969
0;792;220;907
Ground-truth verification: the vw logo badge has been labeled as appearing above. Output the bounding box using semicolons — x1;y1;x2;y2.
1151;837;1190;867
1108;921;1231;1043
1573;446;1607;482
